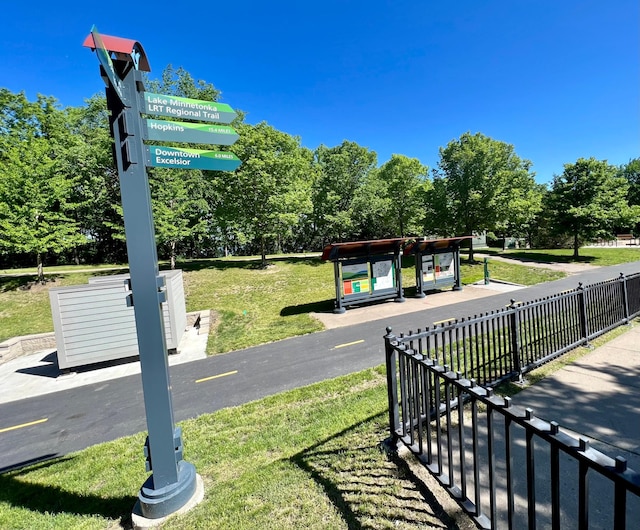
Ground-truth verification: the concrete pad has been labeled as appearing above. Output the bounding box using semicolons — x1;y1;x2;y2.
312;283;523;330
0;325;207;405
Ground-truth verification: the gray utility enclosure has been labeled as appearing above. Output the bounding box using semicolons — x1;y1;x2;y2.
49;269;186;371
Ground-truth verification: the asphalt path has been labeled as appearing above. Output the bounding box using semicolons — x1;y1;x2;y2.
1;261;639;473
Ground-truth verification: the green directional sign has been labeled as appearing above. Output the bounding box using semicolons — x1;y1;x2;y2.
144;119;239;145
142;92;237;124
146;146;241;171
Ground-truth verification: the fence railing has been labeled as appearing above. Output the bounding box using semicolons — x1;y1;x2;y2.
391;272;640;388
385;272;640;529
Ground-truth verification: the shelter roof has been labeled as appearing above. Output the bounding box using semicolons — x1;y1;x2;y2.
320;238;408;261
321;236;472;261
403;236;472;254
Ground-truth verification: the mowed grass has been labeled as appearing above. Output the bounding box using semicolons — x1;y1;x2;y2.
461;259;566;285
503;247;640;266
0;368;462;530
181;257;333;353
2;247;640;350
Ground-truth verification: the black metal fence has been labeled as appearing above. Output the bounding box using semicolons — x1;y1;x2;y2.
385;272;640;529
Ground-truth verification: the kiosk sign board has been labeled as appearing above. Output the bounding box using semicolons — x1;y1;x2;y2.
434;252;455;282
341;258;396;297
372;259;395;291
322;239;407;313
342;262;370;296
406;237;471;297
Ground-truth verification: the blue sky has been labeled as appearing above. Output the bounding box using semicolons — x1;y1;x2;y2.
2;1;638;184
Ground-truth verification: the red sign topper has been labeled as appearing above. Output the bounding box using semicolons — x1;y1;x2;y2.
83;29;151;72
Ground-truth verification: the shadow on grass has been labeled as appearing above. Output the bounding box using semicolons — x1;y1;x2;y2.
0;457;136;525
280;299;335;316
290;412;466;530
0;276;36;292
504;251;596;264
0;454;64;475
175;255;325;272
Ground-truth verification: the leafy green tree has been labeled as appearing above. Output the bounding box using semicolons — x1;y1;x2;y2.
229;122;314;267
145;64;222;103
426;132;536;260
377;154;429;237
496;182;546;248
64;95;125;263
620;158;640;208
311;141;377;245
150;170;209;269
547;157;639;258
351;168;393;239
0;90;87;280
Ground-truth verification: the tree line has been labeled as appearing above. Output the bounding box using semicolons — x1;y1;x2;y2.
1;66;639;277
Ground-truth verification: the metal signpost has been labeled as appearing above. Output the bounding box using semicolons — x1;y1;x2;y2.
84;26;241;522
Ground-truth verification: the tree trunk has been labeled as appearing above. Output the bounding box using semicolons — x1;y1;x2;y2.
468;239;475;262
170;240;177;270
261;235;267;268
573;232;580;259
36;252;45;284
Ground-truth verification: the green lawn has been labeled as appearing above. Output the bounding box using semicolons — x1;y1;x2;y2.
2;249;639;528
0;367;463;530
2;247;640;350
502;247;640;266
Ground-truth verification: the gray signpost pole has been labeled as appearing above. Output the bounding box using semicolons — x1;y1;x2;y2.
109;65;198;520
87;27;240;520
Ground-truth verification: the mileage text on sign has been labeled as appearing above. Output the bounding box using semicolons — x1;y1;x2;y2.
145;146;241;171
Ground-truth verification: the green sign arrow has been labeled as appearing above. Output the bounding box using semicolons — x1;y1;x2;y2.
144;119;239;145
141;92;237;124
146;146;241;171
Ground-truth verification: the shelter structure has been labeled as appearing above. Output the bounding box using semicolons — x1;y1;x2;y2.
404;236;471;297
321;238;407;313
322;236;473;313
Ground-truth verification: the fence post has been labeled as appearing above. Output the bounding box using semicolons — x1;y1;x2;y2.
384;326;400;446
578;282;591;346
508;299;523;382
620;272;630;324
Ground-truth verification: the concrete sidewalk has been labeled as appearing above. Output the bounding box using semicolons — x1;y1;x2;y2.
510;323;640;470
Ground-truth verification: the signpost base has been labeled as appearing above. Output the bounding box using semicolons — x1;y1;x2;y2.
133;461;201;523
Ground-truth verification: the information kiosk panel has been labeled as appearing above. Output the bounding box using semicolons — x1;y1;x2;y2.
322;239;406;314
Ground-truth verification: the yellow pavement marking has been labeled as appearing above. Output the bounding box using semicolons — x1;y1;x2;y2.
0;418;48;434
334;339;365;349
433;317;455;325
195;370;238;384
